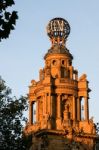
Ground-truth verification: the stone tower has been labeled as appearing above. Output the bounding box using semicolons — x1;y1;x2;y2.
25;18;97;150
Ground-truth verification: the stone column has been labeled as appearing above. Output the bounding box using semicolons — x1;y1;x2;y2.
70;66;73;79
42;94;47;128
43;96;44;116
47;93;53;116
43;94;47;115
77;97;81;121
84;97;89;121
50;94;53;116
29;101;33;124
46;93;52;129
48;93;51;115
75;71;78;80
45;94;47;114
57;94;61;118
36;100;38;122
73;96;76;120
56;94;62;130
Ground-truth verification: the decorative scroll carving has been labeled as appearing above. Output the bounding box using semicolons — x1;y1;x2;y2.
79;74;87;81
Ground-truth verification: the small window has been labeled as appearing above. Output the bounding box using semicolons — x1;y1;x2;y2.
52;60;57;66
47;93;49;96
62;60;65;65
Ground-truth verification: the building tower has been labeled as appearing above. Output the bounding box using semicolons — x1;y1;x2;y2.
25;18;97;150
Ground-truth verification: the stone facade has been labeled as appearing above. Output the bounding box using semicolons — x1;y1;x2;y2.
25;18;98;150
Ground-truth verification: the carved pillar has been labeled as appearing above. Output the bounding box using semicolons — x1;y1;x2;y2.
70;66;73;79
75;71;78;80
43;93;47;115
56;94;62;129
29;101;33;124
48;93;53;116
50;94;53;116
46;93;52;129
48;93;51;115
77;97;81;121
42;94;49;129
73;96;76;120
57;94;61;118
84;97;89;121
36;100;38;122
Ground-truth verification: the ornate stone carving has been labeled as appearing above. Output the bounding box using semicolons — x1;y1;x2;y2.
24;18;97;150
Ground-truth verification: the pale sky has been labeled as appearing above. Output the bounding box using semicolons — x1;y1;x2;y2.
0;0;99;123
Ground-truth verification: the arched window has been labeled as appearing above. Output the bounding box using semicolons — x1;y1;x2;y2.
52;60;57;66
62;60;65;65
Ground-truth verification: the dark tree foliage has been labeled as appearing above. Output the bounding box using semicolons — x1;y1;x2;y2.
95;122;99;135
0;77;28;150
0;0;18;41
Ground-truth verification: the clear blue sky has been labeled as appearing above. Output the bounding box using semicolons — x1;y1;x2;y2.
0;0;99;122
